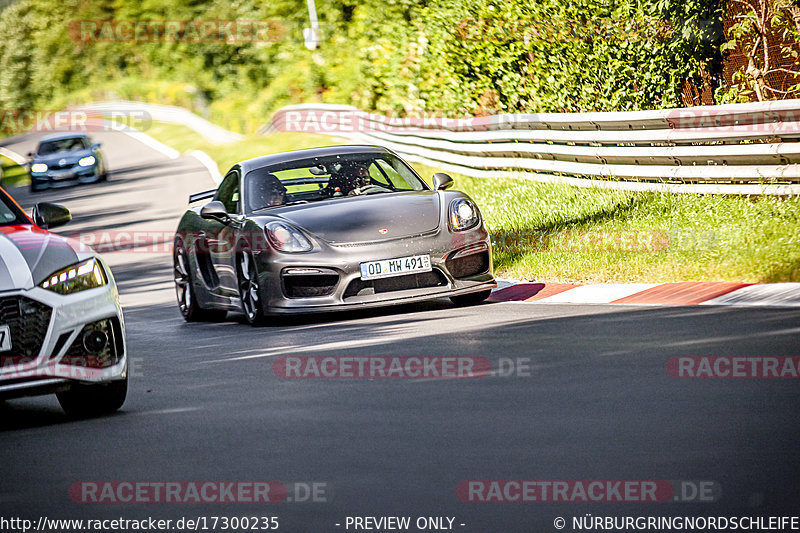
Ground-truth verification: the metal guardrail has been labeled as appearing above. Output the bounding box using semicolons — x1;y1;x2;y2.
74;101;244;145
262;101;800;194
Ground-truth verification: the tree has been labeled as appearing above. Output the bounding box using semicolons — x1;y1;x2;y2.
723;0;800;100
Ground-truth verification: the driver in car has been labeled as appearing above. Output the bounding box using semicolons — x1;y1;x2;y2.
329;163;389;197
344;165;371;196
248;172;286;211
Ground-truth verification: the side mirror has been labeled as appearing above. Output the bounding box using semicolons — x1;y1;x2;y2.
32;202;72;229
200;200;230;223
27;152;34;159
92;142;101;149
432;172;454;191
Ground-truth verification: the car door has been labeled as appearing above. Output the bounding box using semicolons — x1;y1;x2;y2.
193;170;240;299
210;170;242;297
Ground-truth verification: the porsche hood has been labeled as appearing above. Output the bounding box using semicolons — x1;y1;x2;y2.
269;191;442;244
0;226;89;290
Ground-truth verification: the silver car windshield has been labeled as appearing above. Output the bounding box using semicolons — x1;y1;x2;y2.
245;153;427;213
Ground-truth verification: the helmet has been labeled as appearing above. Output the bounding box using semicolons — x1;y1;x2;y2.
247;172;286;211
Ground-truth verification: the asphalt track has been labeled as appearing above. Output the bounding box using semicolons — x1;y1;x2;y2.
1;130;799;532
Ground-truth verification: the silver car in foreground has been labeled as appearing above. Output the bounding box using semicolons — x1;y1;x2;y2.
173;146;495;324
0;192;126;416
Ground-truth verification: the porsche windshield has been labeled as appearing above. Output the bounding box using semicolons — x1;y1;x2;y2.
245;152;427;213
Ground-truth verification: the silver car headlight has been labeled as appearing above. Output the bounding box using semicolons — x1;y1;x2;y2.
265;221;312;252
31;163;48;173
78;156;96;167
40;258;107;294
449;198;480;231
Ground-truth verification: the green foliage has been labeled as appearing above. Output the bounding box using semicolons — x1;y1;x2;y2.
0;155;29;187
721;0;800;101
0;0;729;126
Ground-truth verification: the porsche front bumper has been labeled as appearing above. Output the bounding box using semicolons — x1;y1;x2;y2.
253;226;496;314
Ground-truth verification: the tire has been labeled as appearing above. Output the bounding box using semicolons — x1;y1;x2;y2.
56;375;127;418
173;239;227;322
450;289;492;307
237;249;265;326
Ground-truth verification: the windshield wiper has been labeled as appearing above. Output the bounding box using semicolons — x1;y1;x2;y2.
251;200;310;213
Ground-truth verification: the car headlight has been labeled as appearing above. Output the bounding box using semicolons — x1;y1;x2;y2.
265;221;312;252
40;258;107;294
78;156;96;167
449;198;480;231
31;163;48;173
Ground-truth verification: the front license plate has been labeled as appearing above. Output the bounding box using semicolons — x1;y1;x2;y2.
0;325;11;352
360;254;431;281
52;171;76;180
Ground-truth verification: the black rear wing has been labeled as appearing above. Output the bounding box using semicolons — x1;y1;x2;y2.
189;189;215;203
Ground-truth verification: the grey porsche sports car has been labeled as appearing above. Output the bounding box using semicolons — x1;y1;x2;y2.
173;146;495;324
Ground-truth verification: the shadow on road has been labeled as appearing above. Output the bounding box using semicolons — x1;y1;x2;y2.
2;296;799;520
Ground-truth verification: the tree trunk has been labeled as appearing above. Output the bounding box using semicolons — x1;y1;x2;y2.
784;2;800;36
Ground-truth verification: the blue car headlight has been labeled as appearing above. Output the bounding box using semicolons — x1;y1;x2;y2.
40;258;107;294
78;156;96;167
449;198;480;231
31;163;48;173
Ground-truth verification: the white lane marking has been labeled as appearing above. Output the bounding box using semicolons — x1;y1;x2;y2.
120;129;179;159
74;101;243;144
493;279;800;307
701;283;800;307
133;407;201;416
203;308;541;365
0;233;34;289
189;150;223;185
0;147;27;165
530;283;659;304
493;278;521;291
207;336;398;363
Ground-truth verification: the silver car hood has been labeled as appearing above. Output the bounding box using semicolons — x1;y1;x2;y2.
271;191;441;244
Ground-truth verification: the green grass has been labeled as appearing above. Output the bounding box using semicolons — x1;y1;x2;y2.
444;173;800;283
0;155;29;188
144;122;800;283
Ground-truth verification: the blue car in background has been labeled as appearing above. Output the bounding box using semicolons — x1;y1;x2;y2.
28;133;107;192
